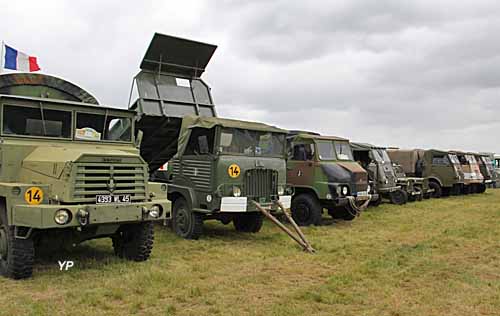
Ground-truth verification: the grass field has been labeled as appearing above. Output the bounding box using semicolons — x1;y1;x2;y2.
1;190;499;316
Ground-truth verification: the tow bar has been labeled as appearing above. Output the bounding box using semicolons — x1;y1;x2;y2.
252;201;315;253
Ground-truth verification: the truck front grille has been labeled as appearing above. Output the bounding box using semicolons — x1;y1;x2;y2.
72;163;148;203
244;169;278;200
353;171;368;192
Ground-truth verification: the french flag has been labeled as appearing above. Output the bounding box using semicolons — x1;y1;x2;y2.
3;44;40;72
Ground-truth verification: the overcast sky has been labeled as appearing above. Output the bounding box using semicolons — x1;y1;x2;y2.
2;0;500;152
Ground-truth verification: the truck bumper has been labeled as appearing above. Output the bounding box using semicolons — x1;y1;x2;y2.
219;195;292;212
11;199;171;229
335;193;377;207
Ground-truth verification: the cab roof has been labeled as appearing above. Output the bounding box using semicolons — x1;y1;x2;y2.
180;115;288;134
351;142;386;151
290;133;348;142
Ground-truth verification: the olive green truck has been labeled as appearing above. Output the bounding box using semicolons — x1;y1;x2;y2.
286;131;374;225
387;149;465;198
129;33;292;239
0;73;170;279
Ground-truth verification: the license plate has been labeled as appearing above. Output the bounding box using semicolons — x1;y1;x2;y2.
357;191;368;197
96;194;131;204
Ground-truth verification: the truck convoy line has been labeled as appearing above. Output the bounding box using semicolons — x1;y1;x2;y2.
0;33;494;279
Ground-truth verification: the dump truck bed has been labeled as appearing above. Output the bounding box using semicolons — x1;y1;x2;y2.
130;33;218;171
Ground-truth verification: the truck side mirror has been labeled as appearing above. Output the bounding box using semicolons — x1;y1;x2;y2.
135;130;143;149
198;135;209;154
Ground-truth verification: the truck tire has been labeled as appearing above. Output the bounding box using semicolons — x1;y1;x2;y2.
233;213;264;233
291;194;322;226
477;183;486;194
328;205;357;221
0;208;34;279
112;222;154;261
172;197;203;239
390;189;407;205
428;182;442;198
462;185;471;195
369;195;382;207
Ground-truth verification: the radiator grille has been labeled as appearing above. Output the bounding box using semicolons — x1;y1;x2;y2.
171;159;212;191
73;163;147;203
353;171;368;192
244;169;278;200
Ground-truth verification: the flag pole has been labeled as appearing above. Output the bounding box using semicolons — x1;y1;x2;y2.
0;40;4;73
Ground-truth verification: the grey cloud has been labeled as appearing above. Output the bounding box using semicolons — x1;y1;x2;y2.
1;0;499;152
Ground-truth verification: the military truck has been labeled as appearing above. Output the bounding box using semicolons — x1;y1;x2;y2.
129;33;292;239
391;162;425;201
386;149;435;199
388;149;464;198
351;143;408;205
286;132;374;225
452;151;484;194
0;73;170;279
475;153;498;189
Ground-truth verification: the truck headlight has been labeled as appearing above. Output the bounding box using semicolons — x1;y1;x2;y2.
277;185;285;196
149;205;162;218
326;193;333;200
232;186;241;197
342;186;349;196
54;209;71;225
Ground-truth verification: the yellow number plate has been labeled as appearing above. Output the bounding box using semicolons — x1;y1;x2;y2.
228;164;241;178
24;187;44;205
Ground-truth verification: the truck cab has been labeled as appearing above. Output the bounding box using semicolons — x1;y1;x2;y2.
130;33;291;239
475;153;498;189
452;151;484;194
351;143;407;205
286;132;373;225
0;73;170;279
417;149;464;197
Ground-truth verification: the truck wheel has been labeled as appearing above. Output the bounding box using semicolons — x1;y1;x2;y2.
291;194;322;226
0;209;34;279
462;185;471;195
172;198;203;240
390;189;407;205
233;213;264;233
112;222;154;261
429;182;442;198
369;195;382;207
477;184;486;193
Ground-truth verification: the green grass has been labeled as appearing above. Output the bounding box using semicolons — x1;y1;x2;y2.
1;190;500;316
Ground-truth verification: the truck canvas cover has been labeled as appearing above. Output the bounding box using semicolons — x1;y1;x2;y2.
177;115;288;156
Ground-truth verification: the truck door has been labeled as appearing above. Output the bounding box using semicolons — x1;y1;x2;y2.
287;141;315;187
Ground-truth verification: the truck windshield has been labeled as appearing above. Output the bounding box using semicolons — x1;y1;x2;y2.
448;154;460;164
76;112;132;142
465;154;477;164
317;141;335;160
372;149;391;163
220;128;285;157
334;141;353;160
2;105;72;138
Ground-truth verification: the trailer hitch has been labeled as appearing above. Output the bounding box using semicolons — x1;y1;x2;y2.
252;200;315;253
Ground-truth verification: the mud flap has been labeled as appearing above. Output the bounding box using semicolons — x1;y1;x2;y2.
252;201;315;253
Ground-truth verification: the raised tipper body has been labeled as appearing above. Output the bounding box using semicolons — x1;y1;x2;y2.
130;33;291;239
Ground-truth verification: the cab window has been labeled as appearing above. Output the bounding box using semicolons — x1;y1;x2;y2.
432;155;450;166
292;143;315;161
3;105;71;138
185;127;215;155
75;112;132;142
